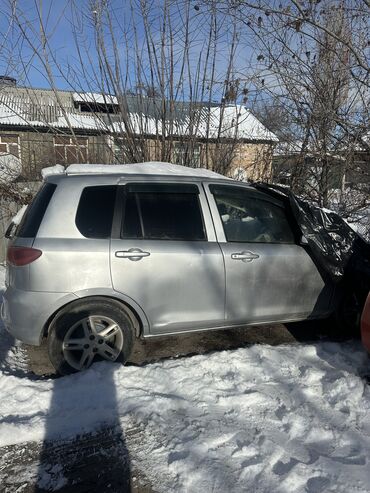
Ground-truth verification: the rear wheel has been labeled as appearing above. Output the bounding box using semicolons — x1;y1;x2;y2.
48;298;134;375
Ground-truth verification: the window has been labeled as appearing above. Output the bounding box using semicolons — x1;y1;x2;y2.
0;134;20;158
54;136;88;164
173;142;201;168
121;184;206;241
17;183;56;238
76;186;117;238
74;101;120;114
211;185;295;244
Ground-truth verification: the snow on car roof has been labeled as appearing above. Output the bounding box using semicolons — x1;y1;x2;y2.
41;164;66;179
63;162;229;179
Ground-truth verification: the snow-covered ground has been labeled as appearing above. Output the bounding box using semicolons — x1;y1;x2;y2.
1;265;370;492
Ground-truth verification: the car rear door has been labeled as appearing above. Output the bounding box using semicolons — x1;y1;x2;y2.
110;181;225;334
204;182;331;325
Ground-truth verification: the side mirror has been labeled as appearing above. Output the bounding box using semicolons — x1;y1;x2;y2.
5;221;16;240
300;235;309;246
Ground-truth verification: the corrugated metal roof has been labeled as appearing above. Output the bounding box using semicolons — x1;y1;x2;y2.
0;86;278;142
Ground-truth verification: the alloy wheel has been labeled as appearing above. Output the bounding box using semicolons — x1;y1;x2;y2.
62;315;124;371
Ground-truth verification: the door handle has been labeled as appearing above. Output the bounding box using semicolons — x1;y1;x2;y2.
231;251;260;262
115;248;150;261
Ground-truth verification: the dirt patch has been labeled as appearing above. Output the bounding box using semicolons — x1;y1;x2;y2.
27;323;305;376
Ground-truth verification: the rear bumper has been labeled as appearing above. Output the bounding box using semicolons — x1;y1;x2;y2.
361;292;370;353
1;286;77;346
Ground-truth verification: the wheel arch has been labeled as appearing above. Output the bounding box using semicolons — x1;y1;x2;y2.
42;292;149;341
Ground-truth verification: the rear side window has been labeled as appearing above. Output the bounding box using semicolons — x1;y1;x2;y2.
121;184;206;241
17;183;56;238
76;186;117;238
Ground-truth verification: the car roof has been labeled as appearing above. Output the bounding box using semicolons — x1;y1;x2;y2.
42;162;232;182
42;162;266;196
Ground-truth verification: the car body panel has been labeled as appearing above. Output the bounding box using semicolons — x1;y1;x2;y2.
203;182;331;323
218;242;329;323
71;287;151;335
2;286;77;345
111;238;225;333
110;181;225;334
30;238;112;293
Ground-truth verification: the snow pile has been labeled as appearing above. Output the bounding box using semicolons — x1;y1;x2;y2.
41;165;65;179
347;206;370;242
66;161;228;179
1;266;370;492
11;205;27;226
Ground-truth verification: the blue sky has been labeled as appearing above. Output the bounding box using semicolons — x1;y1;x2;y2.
0;0;92;89
0;0;260;104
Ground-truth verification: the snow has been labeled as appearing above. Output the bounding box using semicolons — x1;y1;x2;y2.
42;161;229;180
347;206;370;242
207;106;278;141
109;105;278;142
0;88;278;142
41;164;65;179
0;266;29;378
72;91;118;105
66;161;229;179
1;265;370;492
11;205;27;226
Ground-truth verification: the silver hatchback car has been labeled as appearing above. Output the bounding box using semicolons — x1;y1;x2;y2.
2;162;335;374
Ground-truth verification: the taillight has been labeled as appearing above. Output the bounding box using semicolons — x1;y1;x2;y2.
7;246;42;266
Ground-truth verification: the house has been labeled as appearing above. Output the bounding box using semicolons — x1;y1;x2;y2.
272;139;370;239
272;140;370;192
0;78;278;182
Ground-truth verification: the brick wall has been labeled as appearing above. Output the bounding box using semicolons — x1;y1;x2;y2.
0;129;275;182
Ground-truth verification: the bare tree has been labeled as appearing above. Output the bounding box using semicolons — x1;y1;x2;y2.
0;3;35;234
7;0;262;176
219;0;369;80
235;1;369;222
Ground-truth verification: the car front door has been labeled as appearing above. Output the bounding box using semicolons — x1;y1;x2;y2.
110;181;225;334
204;183;330;325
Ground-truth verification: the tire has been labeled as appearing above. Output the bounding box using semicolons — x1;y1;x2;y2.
48;298;134;375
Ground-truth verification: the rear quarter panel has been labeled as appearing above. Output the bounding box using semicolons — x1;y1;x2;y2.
30;176;114;293
30;238;112;293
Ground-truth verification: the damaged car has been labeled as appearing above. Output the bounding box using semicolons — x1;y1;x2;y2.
2;162;369;374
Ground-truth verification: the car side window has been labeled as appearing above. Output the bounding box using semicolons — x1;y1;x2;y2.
76;185;117;238
121;183;206;241
17;183;57;238
210;185;295;244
